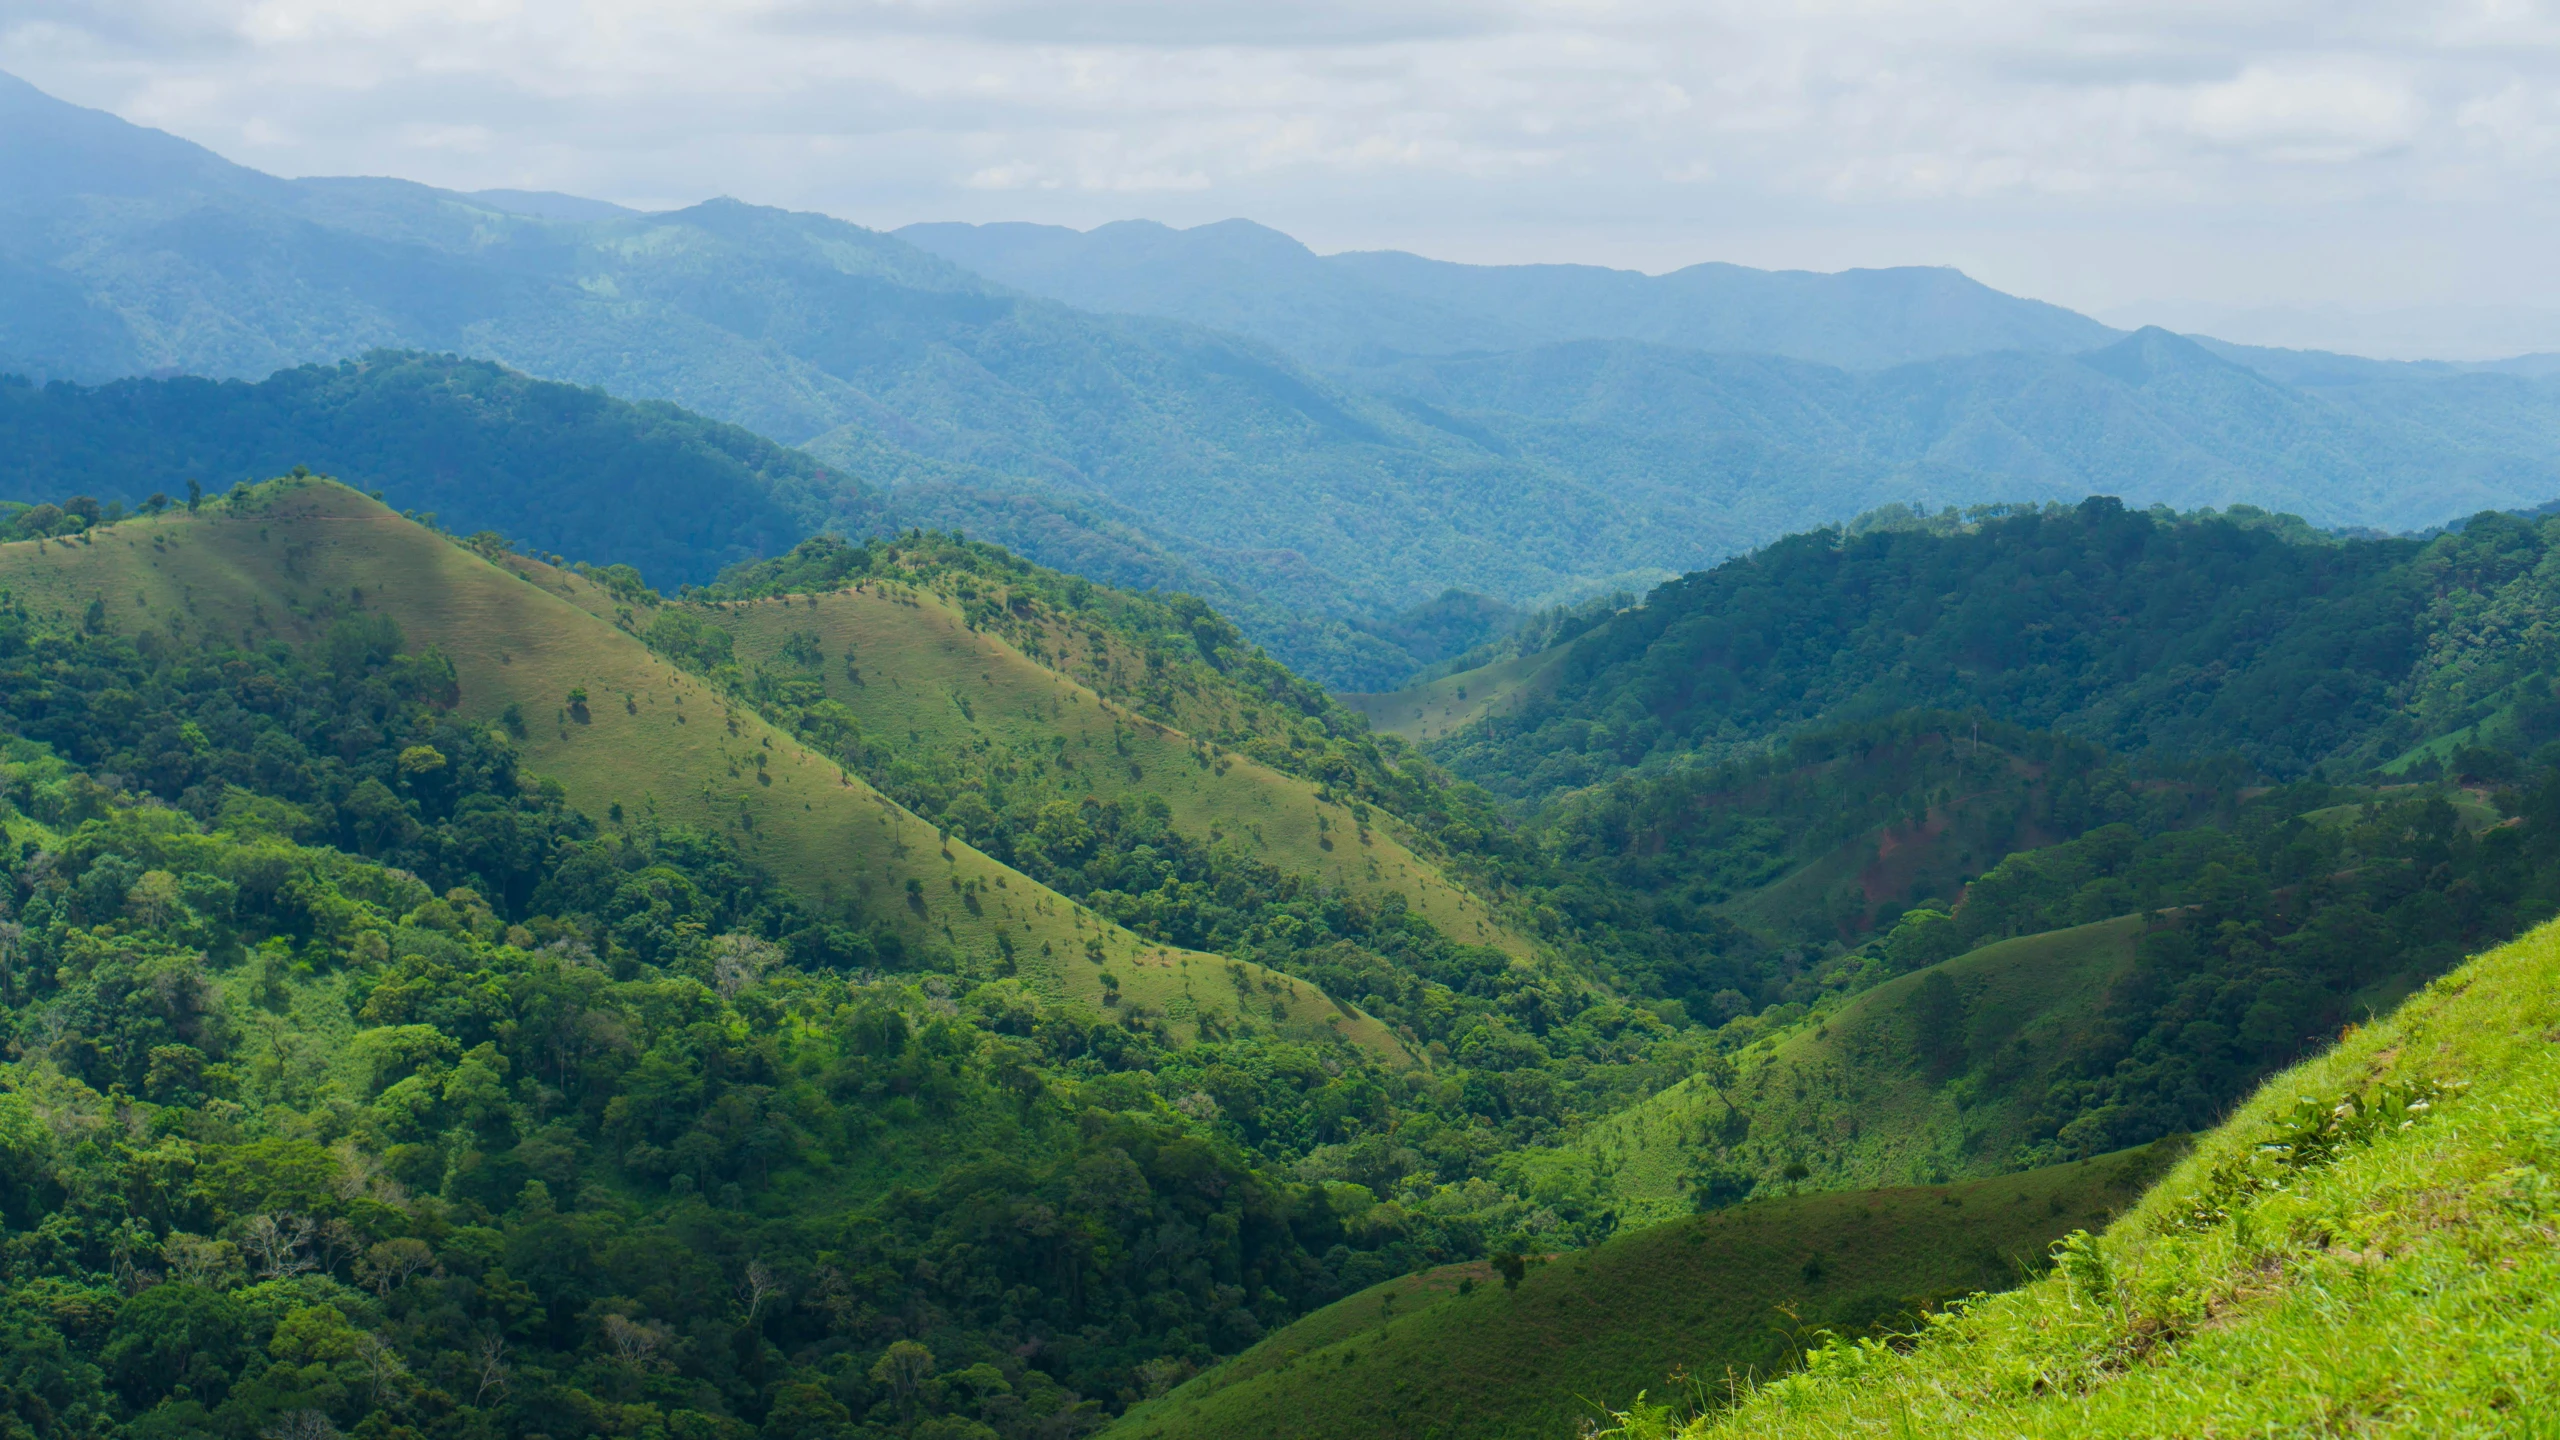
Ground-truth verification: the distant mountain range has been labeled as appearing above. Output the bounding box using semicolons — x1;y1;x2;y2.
894;218;2121;372
9;69;2560;688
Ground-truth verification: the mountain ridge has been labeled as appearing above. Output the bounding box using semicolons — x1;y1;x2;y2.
893;217;2124;371
14;68;2560;693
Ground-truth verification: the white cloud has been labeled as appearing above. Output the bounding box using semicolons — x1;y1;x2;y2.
2174;63;2424;160
5;0;2560;331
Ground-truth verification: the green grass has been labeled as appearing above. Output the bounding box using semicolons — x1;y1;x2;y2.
1579;916;2146;1226
1338;642;1569;744
0;482;1411;1061
1102;1144;2178;1440
2297;785;2503;833
1605;915;2560;1439
695;580;1526;959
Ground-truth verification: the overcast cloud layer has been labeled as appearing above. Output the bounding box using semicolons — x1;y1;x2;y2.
7;0;2560;357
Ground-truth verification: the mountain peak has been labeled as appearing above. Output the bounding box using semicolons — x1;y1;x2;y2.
0;68;278;203
2077;324;2245;386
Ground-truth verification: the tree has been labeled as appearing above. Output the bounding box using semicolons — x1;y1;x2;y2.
712;934;781;1000
599;1312;669;1391
871;1339;935;1420
352;1331;409;1407
470;1332;509;1405
736;1257;783;1323
239;1214;316;1279
102;1283;247;1402
1912;970;1967;1081
358;1238;434;1294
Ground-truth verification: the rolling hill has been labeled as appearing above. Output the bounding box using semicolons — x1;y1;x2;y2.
1623;911;2560;1437
1102;1141;2179;1440
1579;916;2149;1226
1414;498;2560;799
0;477;1408;1058
692;577;1523;960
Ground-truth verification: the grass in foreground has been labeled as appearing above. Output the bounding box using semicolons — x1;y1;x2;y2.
1100;1142;2177;1440
1602;917;2560;1438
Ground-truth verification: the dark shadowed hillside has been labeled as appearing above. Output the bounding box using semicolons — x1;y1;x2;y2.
0;352;876;583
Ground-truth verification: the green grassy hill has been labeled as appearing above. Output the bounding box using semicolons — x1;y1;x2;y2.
0;479;1408;1059
1102;1143;2178;1440
1611;914;2560;1438
1340;642;1570;745
1580;916;2147;1226
682;532;1542;956
694;582;1524;959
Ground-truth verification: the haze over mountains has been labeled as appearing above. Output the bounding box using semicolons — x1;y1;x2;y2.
11;67;2560;689
6;41;2560;1440
893;218;2121;372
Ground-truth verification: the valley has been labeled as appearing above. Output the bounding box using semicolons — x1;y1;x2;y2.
0;55;2553;1440
4;474;2551;1438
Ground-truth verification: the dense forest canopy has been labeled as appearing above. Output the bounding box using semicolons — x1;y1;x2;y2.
3;477;2560;1440
1434;497;2560;799
0;551;1550;1440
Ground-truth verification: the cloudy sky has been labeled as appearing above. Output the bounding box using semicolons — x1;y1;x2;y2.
7;0;2560;356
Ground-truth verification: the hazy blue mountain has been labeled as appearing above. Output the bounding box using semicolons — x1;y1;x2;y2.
0;352;877;582
12;70;2560;689
0;75;1600;648
466;188;643;221
0;349;1524;686
1358;327;2560;537
894;217;2124;370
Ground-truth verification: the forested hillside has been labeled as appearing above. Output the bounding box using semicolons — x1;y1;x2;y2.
11;57;2560;1426
0;478;1769;1440
4;470;2560;1436
0;357;1511;691
1427;496;2560;798
0;354;879;584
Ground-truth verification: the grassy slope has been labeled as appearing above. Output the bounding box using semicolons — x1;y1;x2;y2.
1582;917;2146;1226
0;482;1407;1060
696;582;1525;957
1339;642;1568;744
1103;1144;2178;1440
1705;736;2088;942
1669;916;2560;1438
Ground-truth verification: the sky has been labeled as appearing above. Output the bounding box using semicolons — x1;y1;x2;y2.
6;0;2560;357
